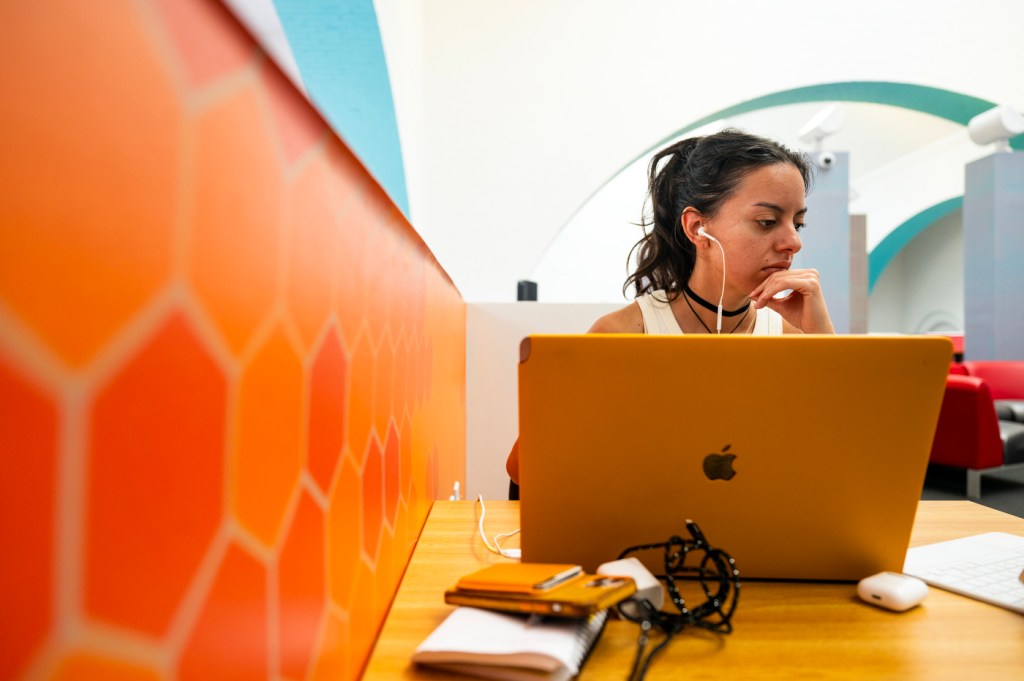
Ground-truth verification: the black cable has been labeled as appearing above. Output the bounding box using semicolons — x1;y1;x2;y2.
627;619;652;681
616;520;741;680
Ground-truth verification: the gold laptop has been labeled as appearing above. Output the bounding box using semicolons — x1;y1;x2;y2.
517;335;952;581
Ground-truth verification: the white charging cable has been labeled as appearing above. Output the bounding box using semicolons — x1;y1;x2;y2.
477;495;521;559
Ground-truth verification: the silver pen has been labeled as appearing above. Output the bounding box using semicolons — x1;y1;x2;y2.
533;566;582;590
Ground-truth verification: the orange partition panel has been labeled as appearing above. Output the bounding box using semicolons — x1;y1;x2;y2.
0;1;466;679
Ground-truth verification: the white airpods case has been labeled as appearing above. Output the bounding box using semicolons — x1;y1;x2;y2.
857;571;929;611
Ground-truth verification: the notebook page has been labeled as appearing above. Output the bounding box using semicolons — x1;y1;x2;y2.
413;607;607;674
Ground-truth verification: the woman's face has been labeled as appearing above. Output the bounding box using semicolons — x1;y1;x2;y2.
704;163;807;297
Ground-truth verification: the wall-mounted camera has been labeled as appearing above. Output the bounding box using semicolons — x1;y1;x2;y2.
816;151;837;170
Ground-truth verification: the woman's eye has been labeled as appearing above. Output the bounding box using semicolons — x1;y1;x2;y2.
795;223;806;231
757;219;775;228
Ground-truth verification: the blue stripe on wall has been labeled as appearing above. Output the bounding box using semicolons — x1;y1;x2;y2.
273;0;409;215
867;197;962;291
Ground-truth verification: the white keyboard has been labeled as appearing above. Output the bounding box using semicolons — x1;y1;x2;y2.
904;532;1024;614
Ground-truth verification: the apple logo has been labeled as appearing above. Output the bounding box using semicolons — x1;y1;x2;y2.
703;444;737;481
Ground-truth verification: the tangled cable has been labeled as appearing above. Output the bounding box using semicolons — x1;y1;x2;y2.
615;519;740;681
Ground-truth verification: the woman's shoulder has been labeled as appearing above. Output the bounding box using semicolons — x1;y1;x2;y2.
588;301;644;334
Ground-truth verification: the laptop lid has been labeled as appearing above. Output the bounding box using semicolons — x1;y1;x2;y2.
517;335;952;580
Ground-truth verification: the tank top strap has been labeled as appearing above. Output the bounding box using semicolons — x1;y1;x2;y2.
636;291;684;335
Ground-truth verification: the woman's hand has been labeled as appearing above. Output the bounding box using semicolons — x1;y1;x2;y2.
749;268;835;334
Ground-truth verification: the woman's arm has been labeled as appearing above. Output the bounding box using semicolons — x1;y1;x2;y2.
506;440;520;485
587;301;644;333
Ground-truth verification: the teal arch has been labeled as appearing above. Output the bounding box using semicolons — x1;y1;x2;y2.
560;81;1018;276
659;81;1024;150
868;197;962;292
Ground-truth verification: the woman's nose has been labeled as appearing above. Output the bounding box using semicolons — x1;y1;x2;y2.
779;224;802;253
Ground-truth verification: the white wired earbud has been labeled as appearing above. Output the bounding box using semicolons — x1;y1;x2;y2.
697;225;726;333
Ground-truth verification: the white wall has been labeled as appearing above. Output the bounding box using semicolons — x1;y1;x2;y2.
235;1;1014;498
869;209;963;334
466;302;620;499
235;0;1021;327
410;0;1024;302
532;105;987;306
373;0;426;220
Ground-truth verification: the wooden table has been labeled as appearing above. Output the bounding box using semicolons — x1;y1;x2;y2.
363;501;1024;680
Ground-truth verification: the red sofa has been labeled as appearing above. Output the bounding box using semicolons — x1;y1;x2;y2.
959;360;1024;422
930;361;1024;497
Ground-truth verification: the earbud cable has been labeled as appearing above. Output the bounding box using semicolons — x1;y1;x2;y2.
713;239;726;333
477;494;521;559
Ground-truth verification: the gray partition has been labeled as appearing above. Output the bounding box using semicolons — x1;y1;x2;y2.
964;152;1024;360
797;152;855;333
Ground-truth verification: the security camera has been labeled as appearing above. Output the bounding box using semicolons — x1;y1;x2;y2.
816;151;836;169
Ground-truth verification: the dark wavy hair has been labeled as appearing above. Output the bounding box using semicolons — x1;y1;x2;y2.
624;129;813;298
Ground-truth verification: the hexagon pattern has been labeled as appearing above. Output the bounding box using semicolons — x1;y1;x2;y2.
188;83;284;357
178;544;269;681
0;0;180;367
50;652;162;681
383;423;401;528
278;492;327;680
86;312;226;637
0;2;466;680
307;328;349;492
231;325;304;547
361;438;385;562
0;357;58;680
328;456;364;611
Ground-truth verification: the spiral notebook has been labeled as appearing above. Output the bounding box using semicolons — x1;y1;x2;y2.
412;606;608;681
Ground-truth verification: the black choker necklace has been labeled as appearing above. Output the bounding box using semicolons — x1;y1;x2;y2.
683;283;749;317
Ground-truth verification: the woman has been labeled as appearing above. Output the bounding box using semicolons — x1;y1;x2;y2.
592;128;833;336
507;129;834;486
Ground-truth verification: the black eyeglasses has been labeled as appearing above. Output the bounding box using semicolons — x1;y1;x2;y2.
615;519;740;681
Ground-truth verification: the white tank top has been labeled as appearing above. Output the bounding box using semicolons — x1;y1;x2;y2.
636;290;784;335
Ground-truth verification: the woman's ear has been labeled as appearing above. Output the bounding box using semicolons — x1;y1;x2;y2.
680;207;705;246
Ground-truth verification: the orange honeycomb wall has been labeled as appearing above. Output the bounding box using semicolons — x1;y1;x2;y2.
0;1;466;680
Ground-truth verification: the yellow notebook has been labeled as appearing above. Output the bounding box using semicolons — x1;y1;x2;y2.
455;563;583;594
